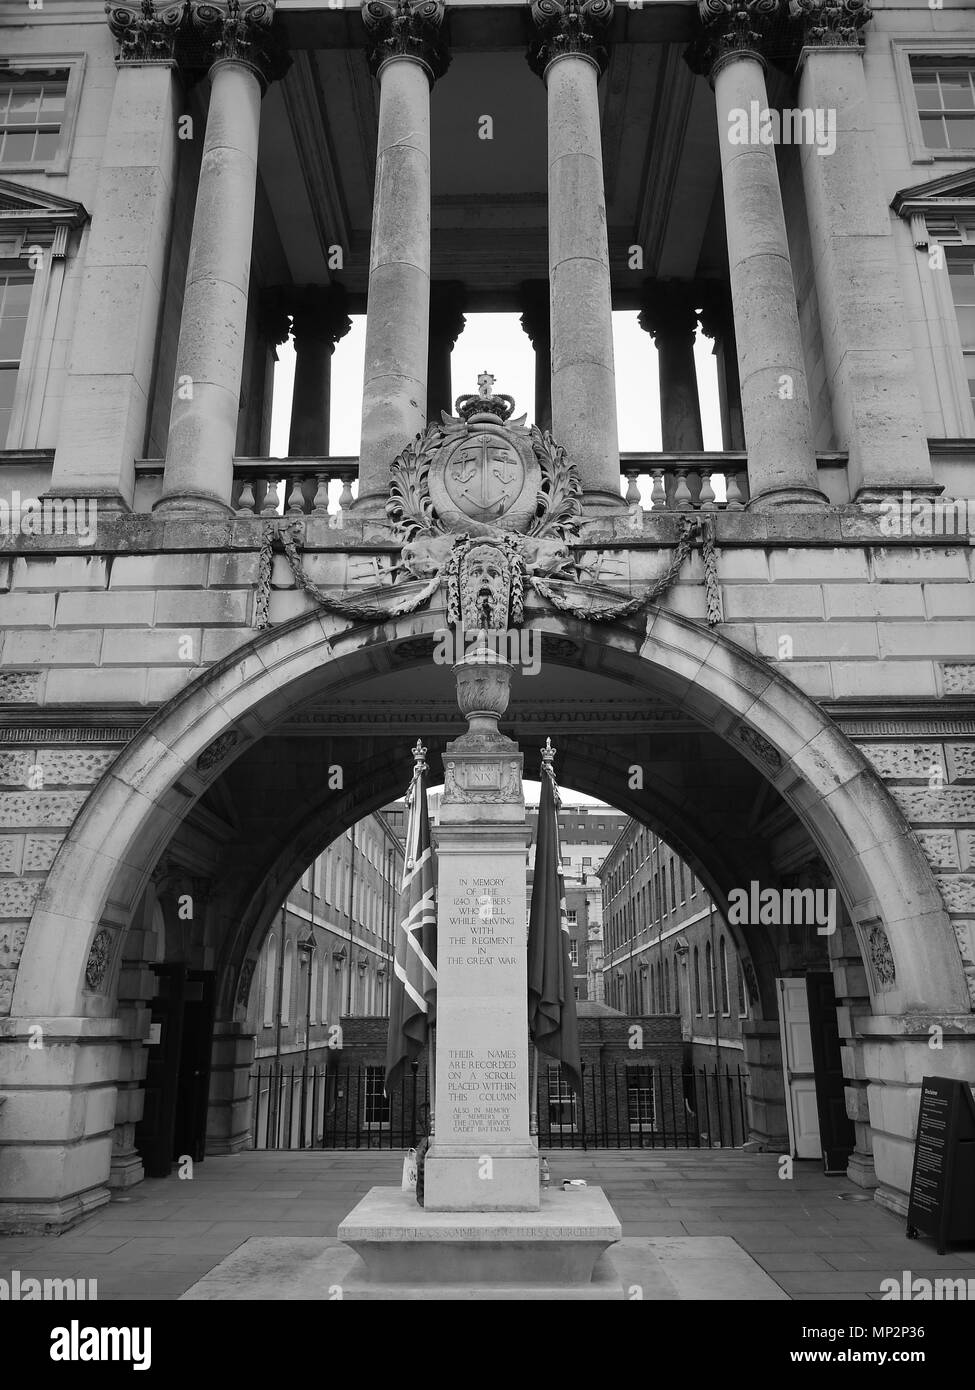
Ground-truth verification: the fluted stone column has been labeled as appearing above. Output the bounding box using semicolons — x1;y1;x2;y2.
288;284;351;456
356;0;449;512
690;0;826;509
155;1;286;516
529;0;623;510
698;280;745;450
427;280;466;421
49;3;184;510
638;282;705;450
792;0;935;500
519;278;553;433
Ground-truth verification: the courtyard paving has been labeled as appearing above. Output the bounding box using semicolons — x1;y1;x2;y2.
2;1149;973;1300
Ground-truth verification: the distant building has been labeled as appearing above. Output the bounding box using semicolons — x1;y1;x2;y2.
526;802;627;1001
599;821;750;1071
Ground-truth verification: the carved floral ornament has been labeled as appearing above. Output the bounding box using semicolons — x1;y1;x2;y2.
688;0;873;74
528;0;616;79
254;376;722;632
361;0;450;82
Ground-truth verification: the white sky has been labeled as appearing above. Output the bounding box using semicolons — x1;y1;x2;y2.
269;311;724;464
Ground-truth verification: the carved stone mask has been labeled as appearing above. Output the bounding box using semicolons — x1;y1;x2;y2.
460;544;511;630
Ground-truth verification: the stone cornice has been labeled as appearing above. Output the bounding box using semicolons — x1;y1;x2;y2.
360;0;450;84
527;0;615;80
789;0;872;50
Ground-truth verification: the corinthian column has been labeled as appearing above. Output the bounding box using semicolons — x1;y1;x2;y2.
356;0;449;513
529;0;623;511
638;282;705;451
155;0;287;516
690;0;826;509
791;0;934;501
427;280;466;421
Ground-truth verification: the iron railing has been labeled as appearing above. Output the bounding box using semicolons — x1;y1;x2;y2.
248;1061;748;1152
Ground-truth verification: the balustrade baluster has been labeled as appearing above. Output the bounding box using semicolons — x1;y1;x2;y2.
260;475;281;516
286;475;305;516
650;469;667;511
338;474;355;512
624;469;641;506
724;469;745;511
312;473;331;515
699;468;717;511
236;477;256;516
673;467;692;510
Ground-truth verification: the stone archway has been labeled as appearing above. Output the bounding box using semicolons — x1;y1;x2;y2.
3;601;970;1226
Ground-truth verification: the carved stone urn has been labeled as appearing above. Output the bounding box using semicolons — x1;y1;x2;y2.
452;636;514;744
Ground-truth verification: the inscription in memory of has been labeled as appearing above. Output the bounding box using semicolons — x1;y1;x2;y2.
442;875;521;1139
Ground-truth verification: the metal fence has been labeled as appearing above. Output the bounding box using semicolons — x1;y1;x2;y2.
249;1061;748;1152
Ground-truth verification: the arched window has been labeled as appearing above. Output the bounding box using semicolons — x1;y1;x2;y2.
321;955;330;1025
737;962;747;1017
705;941;715;1015
673;953;681;1019
693;947;702;1016
664;958;671;1013
282;939;295;1024
309;952;319;1025
263;934;277;1028
719;936;730;1015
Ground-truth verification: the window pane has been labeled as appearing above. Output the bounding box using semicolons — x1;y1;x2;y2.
945;116;975;148
0;318;28;361
912;70;940;102
938;70;975;110
40;89;66;117
955;307;975;346
2;278;33;316
7;86;41;124
920;117;947;148
1;130;35;163
33;130;60;163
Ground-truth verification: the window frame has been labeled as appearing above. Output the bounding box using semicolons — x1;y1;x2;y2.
0;56;85;178
626;1064;656;1132
363;1065;391;1129
894;41;975;165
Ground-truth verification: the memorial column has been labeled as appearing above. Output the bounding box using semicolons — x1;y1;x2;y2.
288;285;352;456
529;0;623;510
690;0;826;508
792;0;935;500
355;0;449;512
155;0;286;515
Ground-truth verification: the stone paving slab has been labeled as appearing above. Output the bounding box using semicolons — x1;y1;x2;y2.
3;1149;972;1301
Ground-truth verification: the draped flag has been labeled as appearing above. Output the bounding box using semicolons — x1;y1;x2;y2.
385;740;438;1093
527;738;583;1096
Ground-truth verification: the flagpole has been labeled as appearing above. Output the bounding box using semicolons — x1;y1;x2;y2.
530;1043;539;1138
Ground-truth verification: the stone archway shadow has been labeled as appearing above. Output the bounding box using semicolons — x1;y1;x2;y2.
12;601;969;1022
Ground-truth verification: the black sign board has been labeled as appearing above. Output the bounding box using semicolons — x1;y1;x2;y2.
906;1076;975;1254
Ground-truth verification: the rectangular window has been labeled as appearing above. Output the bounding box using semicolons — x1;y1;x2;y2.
547;1067;577;1132
561;855;571;868
626;1065;655;1131
568;939;579;966
565;909;578;927
0;272;32;446
911;59;975;151
363;1065;390;1127
582;856;591;867
947;248;975;406
679;862;686;905
0;70;69;168
669;861;676;913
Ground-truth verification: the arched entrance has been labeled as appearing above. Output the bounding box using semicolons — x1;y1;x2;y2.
4;603;969;1228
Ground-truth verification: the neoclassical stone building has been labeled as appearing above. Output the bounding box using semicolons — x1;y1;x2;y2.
0;0;973;1231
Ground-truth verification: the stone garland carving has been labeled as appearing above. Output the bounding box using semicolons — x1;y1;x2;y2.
867;923;896;988
85;928;113;991
361;0;450;81
528;0;615;78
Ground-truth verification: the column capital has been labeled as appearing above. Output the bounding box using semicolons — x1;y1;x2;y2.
638;281;700;343
518;279;550;348
789;0;872;51
186;0;290;90
527;0;615;81
361;0;450;84
290;283;353;350
105;1;187;66
695;280;733;341
430;280;467;348
686;0;781;80
258;286;292;347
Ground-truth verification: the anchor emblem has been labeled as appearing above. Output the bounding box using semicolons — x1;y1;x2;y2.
446;436;524;519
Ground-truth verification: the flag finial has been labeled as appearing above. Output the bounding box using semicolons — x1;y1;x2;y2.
540;737;561;806
412;739;428;772
541;736;556;767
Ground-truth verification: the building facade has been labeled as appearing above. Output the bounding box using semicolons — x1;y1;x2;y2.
0;0;974;1230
